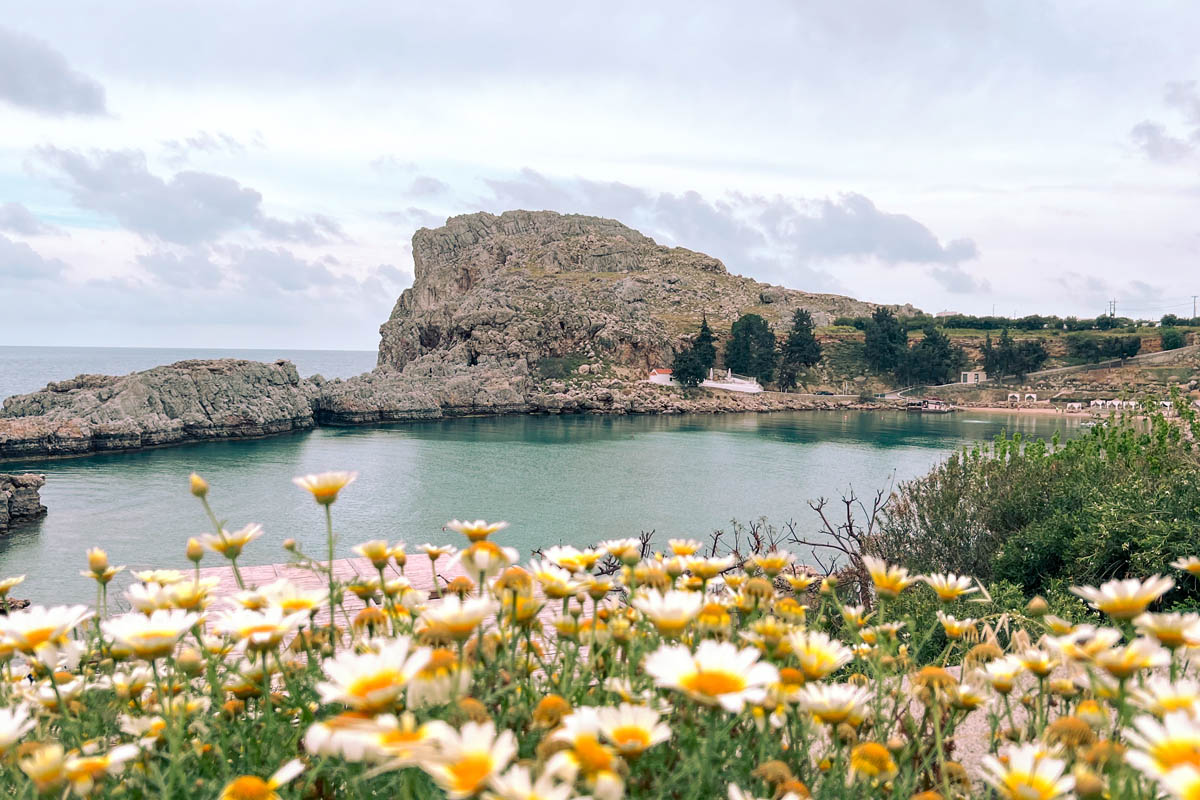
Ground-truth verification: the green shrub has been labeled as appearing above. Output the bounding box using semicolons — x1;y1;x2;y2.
875;398;1200;604
1161;327;1186;350
534;354;586;379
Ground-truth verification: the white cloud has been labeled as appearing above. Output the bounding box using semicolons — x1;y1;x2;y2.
2;3;1200;347
0;25;106;116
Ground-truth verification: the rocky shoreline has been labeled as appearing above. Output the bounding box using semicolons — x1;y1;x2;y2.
0;358;881;462
0;473;46;532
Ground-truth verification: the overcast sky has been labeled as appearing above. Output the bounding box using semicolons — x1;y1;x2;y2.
3;1;1200;350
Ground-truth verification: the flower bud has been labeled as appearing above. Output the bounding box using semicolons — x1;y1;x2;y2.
186;538;204;564
87;547;109;575
283;538;297;552
1073;766;1105;799
176;647;205;677
189;472;209;498
1026;596;1049;616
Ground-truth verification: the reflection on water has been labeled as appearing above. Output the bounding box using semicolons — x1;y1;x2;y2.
0;410;1081;604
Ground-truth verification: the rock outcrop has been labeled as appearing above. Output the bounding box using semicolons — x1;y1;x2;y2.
1;210;914;461
378;210;915;377
0;360;317;460
0;473;46;532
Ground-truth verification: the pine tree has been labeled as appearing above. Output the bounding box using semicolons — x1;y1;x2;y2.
671;347;706;387
783;309;822;366
693;316;717;371
725;313;776;383
863;307;908;372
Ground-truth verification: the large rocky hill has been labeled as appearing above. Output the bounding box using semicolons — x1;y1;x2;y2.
1;210;915;461
378;210;916;376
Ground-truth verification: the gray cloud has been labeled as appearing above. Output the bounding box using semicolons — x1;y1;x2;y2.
930;265;989;294
478;169;978;293
1131;81;1200;163
137;243;366;294
739;192;978;265
1164;81;1200;127
0;234;68;280
407;175;449;198
0;202;60;236
0;27;106;116
382;207;444;229
36;147;345;245
220;245;338;292
254;213;348;244
1130;121;1193;163
1053;271;1166;317
136;248;224;289
160;131;257;168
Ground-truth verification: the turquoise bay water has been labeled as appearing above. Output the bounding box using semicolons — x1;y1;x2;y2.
0;410;1082;605
0;345;377;399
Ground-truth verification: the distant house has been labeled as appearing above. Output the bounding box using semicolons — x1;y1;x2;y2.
1025;393;1038;402
936;310;961;318
1007;392;1020;404
1065;402;1083;411
961;370;987;384
648;368;674;385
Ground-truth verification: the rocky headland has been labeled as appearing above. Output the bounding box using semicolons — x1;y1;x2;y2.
0;473;46;532
0;360;316;460
378;210;914;376
1;210;904;461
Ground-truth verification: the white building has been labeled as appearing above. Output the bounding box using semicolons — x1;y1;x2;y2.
646;367;763;394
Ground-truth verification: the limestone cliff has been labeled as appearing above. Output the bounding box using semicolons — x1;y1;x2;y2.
0;360;317;459
378;210;915;376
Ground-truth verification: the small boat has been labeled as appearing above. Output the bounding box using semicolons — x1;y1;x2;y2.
905;399;957;413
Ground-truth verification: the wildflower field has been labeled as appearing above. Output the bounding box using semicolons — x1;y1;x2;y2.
2;470;1200;800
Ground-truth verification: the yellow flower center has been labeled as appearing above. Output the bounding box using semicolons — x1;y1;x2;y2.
610;726;651;754
240;624;283;639
445;753;493;794
574;735;615;772
850;742;895;777
812;707;851;725
681;668;746;698
347;670;403;704
1099;598;1150;619
68;758;111;781
999;773;1064;800
20;627;58;649
280;599;317;613
221;776;274;800
653;619;688;636
1151;740;1200;770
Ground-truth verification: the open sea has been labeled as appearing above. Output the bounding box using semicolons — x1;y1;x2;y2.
0;346;1085;605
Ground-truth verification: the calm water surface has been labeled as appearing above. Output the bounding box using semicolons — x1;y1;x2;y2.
0;410;1082;604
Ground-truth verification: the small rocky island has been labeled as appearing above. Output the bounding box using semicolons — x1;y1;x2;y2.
1;210;903;461
0;473;46;532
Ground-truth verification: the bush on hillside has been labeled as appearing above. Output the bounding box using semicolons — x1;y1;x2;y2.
1161;327;1186;351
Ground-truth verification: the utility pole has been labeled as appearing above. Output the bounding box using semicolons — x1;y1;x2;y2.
1193;295;1197;319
